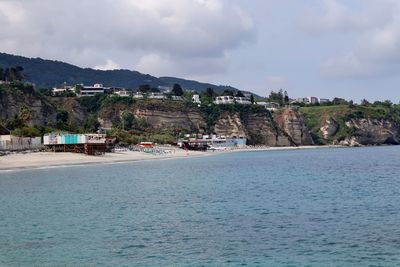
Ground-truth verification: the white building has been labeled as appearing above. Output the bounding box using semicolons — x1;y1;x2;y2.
148;92;167;99
234;97;252;105
307;96;319;104
319;98;330;104
52;83;74;94
157;85;172;93
192;94;201;104
114;90;130;97
256;102;280;111
214;96;235;105
78;84;105;97
133;92;144;99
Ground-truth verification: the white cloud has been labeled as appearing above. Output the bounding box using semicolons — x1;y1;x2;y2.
308;0;400;79
302;0;393;34
265;75;289;89
135;52;228;77
94;59;121;70
0;0;255;78
321;53;375;78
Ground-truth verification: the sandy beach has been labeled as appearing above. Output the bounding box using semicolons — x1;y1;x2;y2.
0;145;342;171
0;148;208;171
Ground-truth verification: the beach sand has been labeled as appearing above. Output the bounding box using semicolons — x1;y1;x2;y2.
0;149;207;171
0;145;342;171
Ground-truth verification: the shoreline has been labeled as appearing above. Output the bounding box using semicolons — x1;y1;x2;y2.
0;145;344;172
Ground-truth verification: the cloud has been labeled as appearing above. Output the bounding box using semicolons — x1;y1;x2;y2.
94;59;121;70
0;0;255;78
265;75;289;89
135;52;229;77
320;53;375;79
305;0;400;79
301;0;393;34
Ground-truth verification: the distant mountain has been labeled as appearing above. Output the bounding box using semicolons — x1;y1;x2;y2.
0;52;241;93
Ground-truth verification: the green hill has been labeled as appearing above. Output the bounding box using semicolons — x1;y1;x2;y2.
0;52;240;92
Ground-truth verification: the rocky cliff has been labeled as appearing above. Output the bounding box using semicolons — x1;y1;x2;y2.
274;109;314;146
2;85;400;147
301;105;400;146
211;108;313;146
0;84;56;126
97;100;207;133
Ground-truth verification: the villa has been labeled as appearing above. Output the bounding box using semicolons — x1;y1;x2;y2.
78;84;106;97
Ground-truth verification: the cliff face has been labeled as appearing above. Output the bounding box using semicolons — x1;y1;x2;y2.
242;112;293;146
212;109;313;146
133;108;206;132
0;88;56;126
213;113;246;138
97;102;207;132
49;97;88;127
274;109;314;146
340;119;400;146
302;105;400;146
3;87;400;147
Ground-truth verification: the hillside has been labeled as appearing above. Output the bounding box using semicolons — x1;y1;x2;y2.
300;105;400;145
1;82;400;146
0;52;240;92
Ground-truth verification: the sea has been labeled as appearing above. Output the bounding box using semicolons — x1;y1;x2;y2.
0;146;399;267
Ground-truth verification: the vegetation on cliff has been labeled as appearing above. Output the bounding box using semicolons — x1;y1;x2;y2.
2;80;400;146
301;104;400;144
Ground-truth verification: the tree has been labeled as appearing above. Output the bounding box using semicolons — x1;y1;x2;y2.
121;111;135;130
205;87;214;97
4;68;11;81
223;89;234;96
284;90;289;103
2;66;24;82
235;90;245;97
267;90;284;105
18;105;32;123
74;84;82;95
361;99;370;106
0;67;3;81
84;114;100;132
56;110;69;130
171;83;184;96
138;84;151;93
332;97;349;105
15;66;24;81
250;94;255;104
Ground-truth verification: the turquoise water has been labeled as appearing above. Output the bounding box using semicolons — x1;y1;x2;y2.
0;147;400;266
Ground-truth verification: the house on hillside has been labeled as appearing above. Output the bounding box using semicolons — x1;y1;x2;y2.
133;92;144;98
78;84;107;97
234;97;252;105
114;89;130;97
52;83;74;95
214;96;234;104
256;102;280;111
148;92;166;99
307;96;319;104
319;98;330;104
192;94;201;104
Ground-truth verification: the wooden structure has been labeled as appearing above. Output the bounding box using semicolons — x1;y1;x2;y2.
44;133;114;155
47;143;109;155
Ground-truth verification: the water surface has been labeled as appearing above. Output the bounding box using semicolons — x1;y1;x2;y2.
0;147;399;266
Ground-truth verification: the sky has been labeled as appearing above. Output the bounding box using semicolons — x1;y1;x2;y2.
0;0;400;102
